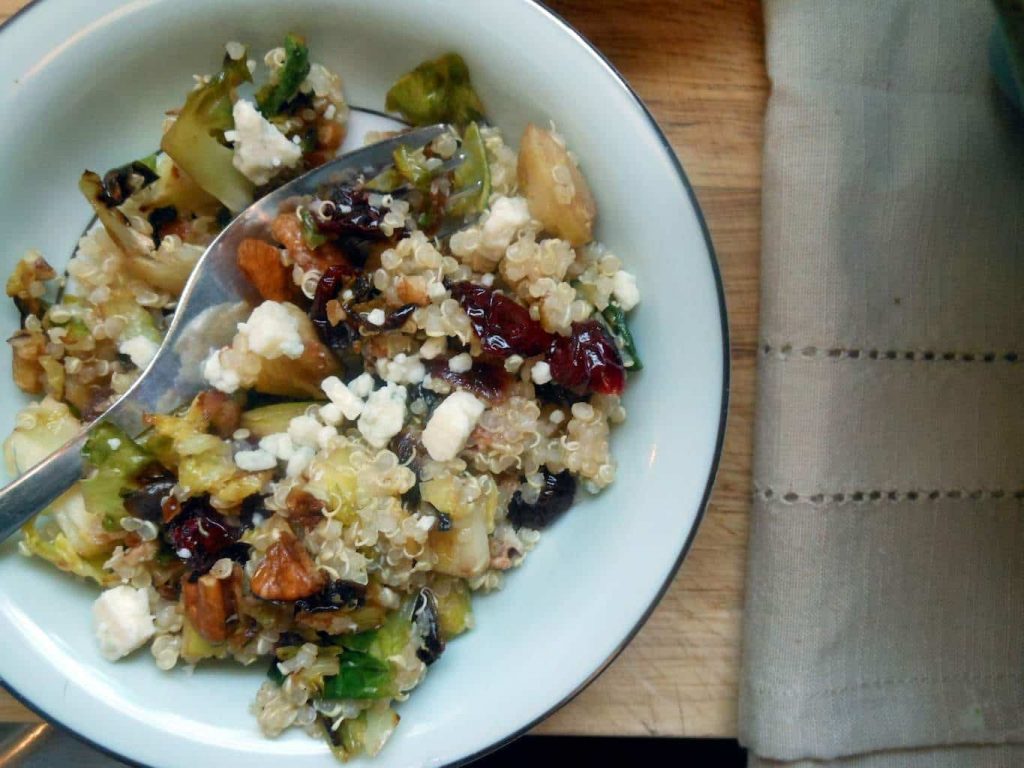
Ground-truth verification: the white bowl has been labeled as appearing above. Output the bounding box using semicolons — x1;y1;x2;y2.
0;1;728;765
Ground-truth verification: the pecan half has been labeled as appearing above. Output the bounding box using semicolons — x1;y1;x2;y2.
250;531;325;601
182;564;242;643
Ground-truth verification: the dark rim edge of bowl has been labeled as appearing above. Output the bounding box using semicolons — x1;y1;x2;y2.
0;2;732;767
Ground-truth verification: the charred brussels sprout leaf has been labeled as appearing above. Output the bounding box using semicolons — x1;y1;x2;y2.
601;301;643;371
160;49;254;212
507;467;576;530
100;160;159;206
385;53;485;127
256;33;311;117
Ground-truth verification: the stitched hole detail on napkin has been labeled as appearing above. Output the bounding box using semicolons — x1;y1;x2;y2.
761;343;1020;364
755;487;1024;504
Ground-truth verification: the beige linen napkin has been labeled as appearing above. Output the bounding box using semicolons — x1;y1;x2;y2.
740;1;1024;766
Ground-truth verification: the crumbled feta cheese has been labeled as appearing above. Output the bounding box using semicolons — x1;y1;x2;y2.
118;335;159;369
376;353;426;385
322;376;365;420
317;425;338;450
481;196;531;256
365;308;386;326
225;99;302;185
234;448;277;472
259;432;295;461
319;402;343;426
107;438;122;451
202;349;242;394
530;360;552;385
348;373;376;399
611;270;640;311
419;337;446;360
286;446;315;478
287;414;322;448
238;301;305;359
448;353;473;374
422;391;486;462
93;586;155;661
225;41;246;61
357;384;407;448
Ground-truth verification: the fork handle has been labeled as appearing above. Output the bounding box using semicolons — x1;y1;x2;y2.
0;428;88;543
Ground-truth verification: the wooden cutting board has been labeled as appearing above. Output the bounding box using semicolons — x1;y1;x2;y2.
0;0;765;738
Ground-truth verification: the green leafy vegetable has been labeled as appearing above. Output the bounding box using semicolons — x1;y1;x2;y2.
20;521;116;586
330;704;399;759
256;33;311;116
448;121;490;217
340;606;411;661
298;207;327;249
322;650;394;700
160;49;254;212
601;301;642;371
385;53;485;127
81;423;154;523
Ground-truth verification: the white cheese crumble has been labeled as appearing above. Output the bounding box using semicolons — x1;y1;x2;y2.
611;270;640;311
118;335;159;369
530;360;552;385
365;308;386;326
422;391;486;462
448;353;473;374
357;384;407;448
226;99;302;186
234;448;277;472
322;376;365;420
93;586;155;661
225;41;246;61
376;353;426;385
239;301;305;359
287;414;323;448
348;373;376;399
481;196;531;257
107;438;122;450
202;349;242;394
319;402;343;426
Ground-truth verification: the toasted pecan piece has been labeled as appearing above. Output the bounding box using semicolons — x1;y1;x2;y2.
236;238;294;302
250;531;325;601
284;488;326;530
182;564;242;643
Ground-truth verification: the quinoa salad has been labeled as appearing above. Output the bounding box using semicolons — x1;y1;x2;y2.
3;36;641;760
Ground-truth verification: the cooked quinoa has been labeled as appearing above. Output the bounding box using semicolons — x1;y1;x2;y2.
3;39;641;761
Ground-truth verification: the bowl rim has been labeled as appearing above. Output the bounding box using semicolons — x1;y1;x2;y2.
0;1;730;765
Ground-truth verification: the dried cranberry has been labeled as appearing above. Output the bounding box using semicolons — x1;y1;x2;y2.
309;265;359;353
294;580;367;613
318;184;390;239
425;357;511;402
548;320;626;395
507;468;576;530
450;282;553;358
163;496;243;574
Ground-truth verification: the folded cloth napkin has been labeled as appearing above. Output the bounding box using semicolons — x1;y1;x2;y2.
740;2;1024;766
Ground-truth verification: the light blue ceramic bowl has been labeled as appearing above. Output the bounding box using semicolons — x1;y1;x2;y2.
0;2;727;766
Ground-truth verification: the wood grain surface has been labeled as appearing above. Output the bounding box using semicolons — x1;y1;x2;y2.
0;0;766;739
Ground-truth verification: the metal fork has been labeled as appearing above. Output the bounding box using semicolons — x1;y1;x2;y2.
0;122;454;543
